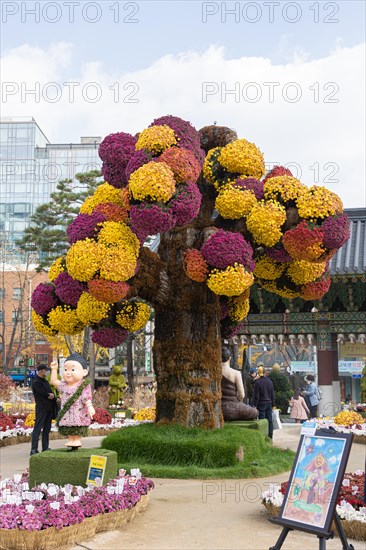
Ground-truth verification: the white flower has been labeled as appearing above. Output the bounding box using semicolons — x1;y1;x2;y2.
25;504;34;513
50;501;60;510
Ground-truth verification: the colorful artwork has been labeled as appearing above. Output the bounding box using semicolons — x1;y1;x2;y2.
281;434;348;530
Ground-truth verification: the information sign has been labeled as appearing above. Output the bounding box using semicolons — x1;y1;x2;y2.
86;455;107;486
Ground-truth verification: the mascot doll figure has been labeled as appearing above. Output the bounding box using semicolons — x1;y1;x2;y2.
50;353;95;449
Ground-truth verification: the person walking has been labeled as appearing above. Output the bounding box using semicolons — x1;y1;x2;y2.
253;366;275;439
246;367;259;405
289;388;310;423
302;375;319;418
30;364;56;455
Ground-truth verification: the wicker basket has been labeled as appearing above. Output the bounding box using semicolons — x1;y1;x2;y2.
262;502;366;541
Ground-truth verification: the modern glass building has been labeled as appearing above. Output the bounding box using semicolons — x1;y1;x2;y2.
0;117;101;261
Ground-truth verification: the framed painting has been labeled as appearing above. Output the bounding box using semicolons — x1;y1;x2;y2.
278;429;353;535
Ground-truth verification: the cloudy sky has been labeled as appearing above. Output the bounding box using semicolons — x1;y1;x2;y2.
1;0;365;207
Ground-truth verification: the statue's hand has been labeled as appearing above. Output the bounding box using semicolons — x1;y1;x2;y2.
50;361;58;370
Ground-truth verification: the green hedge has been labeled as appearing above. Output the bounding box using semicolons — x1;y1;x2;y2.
29;448;117;488
103;424;265;468
102;424;294;479
225;419;269;438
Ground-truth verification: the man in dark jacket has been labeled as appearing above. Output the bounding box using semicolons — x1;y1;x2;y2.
253;366;275;439
30;364;55;455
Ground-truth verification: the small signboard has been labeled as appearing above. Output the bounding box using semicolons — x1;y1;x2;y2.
86;455;107;486
300;421;317;436
290;361;316;374
338;360;364;376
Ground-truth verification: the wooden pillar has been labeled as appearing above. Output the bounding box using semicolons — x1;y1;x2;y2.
317;320;340;416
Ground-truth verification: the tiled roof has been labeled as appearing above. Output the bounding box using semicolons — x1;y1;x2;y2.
329;208;366;275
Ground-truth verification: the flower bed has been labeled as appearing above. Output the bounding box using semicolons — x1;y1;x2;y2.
0;419;151;447
314;417;366;444
262;471;366;541
0;471;154;549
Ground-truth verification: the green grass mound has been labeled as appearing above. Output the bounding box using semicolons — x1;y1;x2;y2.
29;448;117;488
102;424;294;479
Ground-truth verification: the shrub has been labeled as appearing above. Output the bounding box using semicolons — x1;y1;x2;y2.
93;385;110;409
92;408;112;424
0;373;15;401
0;412;15;431
268;370;292;413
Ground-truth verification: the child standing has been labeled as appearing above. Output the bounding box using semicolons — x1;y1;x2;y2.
289;388;309;423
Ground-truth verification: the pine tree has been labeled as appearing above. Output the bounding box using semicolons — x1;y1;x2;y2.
17;171;101;271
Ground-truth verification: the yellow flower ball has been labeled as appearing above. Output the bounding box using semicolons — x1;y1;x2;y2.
215;186;257;219
48;306;85;335
203;147;222;187
219;139;265;179
80;183;124;214
136;125;177;154
98;221;140;255
246;201;286;247
32;310;55;337
297;186;344;220
129;161;176;202
66;239;99;282
48;257;65;282
287;260;326;285
116;301;151;332
76;292;110;325
254;256;285;280
98;244;137;282
228;294;250;321
207;264;254;297
264;176;306;203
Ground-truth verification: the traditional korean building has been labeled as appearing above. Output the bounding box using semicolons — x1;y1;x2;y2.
240;208;366;413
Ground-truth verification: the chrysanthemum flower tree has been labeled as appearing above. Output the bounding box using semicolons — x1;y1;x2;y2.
31;116;349;428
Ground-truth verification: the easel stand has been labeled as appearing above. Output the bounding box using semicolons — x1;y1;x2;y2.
268;513;355;550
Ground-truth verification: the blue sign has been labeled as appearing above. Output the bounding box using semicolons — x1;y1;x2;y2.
351;374;362;379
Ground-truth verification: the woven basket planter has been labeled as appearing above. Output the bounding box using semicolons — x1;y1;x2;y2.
262;502;366;541
0;494;150;550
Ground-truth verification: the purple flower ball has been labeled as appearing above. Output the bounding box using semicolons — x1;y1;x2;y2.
102;161;128;188
235;178;264;200
91;327;129;348
54;272;86;307
169;182;202;226
31;283;59;316
322;213;350;249
130;203;176;243
98;132;136;164
201;229;255;271
67;212;106;245
125;150;153;181
150;115;204;163
265;245;292;263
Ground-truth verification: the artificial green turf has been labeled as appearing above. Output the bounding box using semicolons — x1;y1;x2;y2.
29;448;117;488
101;424;295;478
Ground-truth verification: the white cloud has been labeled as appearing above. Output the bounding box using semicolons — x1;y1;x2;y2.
1;42;365;207
315;439;325;446
328;454;340;464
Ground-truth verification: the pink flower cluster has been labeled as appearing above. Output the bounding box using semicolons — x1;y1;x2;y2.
322;213;350;249
91;326;129;347
31;283;59;316
0;474;154;531
150;115;204;162
201;230;255;271
99;132;137;188
130;204;176;243
54;272;86;307
67;212;106;245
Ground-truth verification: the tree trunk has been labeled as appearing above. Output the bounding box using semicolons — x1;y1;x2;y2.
88;336;96;389
153;228;223;429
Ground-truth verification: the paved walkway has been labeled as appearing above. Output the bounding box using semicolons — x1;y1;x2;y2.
1;426;365;549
